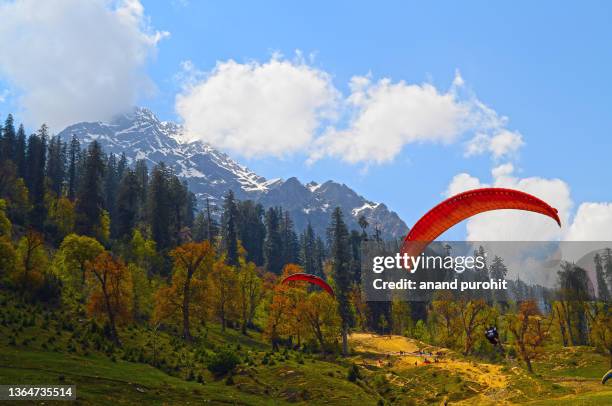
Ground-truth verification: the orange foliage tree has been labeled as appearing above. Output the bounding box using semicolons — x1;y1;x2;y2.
160;241;215;341
86;252;133;345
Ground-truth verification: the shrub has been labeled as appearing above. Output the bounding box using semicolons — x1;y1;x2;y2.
347;363;361;382
207;348;240;377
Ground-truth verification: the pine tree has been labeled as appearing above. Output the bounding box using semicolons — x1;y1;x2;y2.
168;177;191;243
314;235;326;277
264;207;283;274
117;153;127;181
358;215;369;239
134;159;149;222
222;190;239;266
594;253;610;301
26;126;48;230
75;141;105;237
300;223;317;275
328;207;353;356
605;248;612;295
489;255;509;304
46;136;66;196
280;211;300;266
104;153;119;235
205;197;218;242
67;135;80;200
236;200;265;265
349;229;362;283
116;169;140;240
148;163;172;250
1;114;15;162
14;124;27;180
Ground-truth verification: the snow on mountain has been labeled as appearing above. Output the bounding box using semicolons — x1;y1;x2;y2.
58;107;408;239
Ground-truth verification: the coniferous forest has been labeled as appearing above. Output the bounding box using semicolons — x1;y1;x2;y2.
0;114;611;404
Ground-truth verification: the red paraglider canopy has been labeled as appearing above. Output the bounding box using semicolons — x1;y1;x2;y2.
401;187;561;261
281;273;335;297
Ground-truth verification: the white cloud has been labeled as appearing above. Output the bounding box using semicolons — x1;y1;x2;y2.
565;203;612;241
491;162;515;179
175;55;339;158
0;0;167;130
310;75;471;164
465;130;524;159
175;64;521;163
444;173;486;197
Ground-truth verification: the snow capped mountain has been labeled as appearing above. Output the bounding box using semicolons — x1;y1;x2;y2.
58;107;408;239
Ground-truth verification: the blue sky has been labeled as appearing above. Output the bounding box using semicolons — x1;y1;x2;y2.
1;0;612;239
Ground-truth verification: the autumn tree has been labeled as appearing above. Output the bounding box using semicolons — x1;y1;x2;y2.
458;299;488;355
265;281;291;350
209;256;238;332
507;300;551;372
586;303;612;368
432;292;461;348
236;257;262;334
54;234;104;300
169;241;215;340
15;229;47;294
279;264;310;346
0;199;16;278
0;159;30;223
47;196;76;241
86;252;133;345
350;283;368;331
127;229;157;272
299;291;341;350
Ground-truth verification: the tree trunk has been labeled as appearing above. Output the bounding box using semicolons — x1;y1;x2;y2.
241;305;247;335
102;286;120;346
341;323;349;356
220;304;226;332
182;272;192;341
557;315;568;347
525;356;533;373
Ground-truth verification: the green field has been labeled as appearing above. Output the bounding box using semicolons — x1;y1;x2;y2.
0;295;610;405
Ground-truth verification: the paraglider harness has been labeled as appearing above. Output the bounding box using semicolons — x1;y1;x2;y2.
485;326;499;345
485;326;504;354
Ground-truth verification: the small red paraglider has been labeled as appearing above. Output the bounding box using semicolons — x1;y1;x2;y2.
280;273;335;297
401;187;561;261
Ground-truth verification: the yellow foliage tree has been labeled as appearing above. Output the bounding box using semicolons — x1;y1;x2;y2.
209;256;238;332
54;233;104;302
507;300;551;372
47;195;75;239
15;229;47;294
0;199;15;277
298;291;341;350
236;257;262;335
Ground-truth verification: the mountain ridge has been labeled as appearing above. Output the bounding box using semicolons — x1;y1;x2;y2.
58;107;408;239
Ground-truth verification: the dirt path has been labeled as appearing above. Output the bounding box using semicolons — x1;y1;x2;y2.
350;333;510;400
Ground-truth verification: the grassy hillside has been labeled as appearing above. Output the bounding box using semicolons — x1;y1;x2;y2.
1;293;610;405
